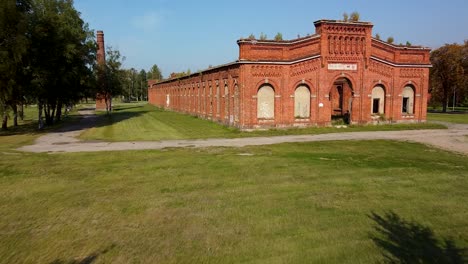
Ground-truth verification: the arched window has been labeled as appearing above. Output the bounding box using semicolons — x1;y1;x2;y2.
257;85;275;119
224;85;229;118
294;85;310;118
402;86;415;114
234;85;239;122
371;86;385;114
216;85;220;115
209;86;213;114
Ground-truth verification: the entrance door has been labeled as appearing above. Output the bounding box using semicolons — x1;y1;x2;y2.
330;78;353;121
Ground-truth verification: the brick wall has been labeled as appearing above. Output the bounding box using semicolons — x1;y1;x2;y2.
148;19;431;129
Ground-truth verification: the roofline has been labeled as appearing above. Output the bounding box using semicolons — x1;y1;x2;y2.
372;38;431;51
154;55;431;85
313;19;373;26
155;55;322;84
370;56;432;68
237;34;320;46
238;55;321;65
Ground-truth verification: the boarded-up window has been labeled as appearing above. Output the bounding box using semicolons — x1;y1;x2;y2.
234;85;239;122
224;86;229;118
216;86;220;114
371;86;385;114
294;85;310;118
209;86;213;114
402;86;414;114
257;85;274;119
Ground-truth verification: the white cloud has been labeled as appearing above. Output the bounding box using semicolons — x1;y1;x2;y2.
132;11;163;32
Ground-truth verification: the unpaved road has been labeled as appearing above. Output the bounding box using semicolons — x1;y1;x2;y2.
18;109;468;155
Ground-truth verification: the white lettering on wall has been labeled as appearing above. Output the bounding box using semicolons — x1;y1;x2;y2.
328;63;358;71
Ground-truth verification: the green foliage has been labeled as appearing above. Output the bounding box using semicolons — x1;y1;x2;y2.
406;41;412;46
97;46;126;112
0;0;32;129
342;12;349;22
274;32;283;41
387;36;394;44
148;64;162;80
0;0;97;129
375;33;381;40
430;43;467;112
248;33;255;40
259;32;267;40
350;11;360;22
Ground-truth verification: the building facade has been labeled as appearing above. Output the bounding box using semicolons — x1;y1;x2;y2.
148;20;431;129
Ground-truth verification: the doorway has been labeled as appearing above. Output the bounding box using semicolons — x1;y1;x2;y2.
329;77;353;123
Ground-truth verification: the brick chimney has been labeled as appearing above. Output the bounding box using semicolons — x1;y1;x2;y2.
96;30;107;110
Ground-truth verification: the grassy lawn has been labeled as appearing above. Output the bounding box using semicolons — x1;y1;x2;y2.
0;134;467;263
80;103;446;141
0;104;82;137
427;112;468;124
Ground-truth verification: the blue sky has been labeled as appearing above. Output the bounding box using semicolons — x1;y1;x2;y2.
75;0;468;78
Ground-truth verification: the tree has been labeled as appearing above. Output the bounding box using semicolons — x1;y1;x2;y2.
342;12;349;22
274;32;283;41
259;32;267;40
0;0;32;129
350;12;360;22
430;43;465;112
138;69;147;101
148;64;162;80
248;33;255;40
375;33;381;40
406;41;412;46
387;36;394;44
97;46;125;113
30;0;96;127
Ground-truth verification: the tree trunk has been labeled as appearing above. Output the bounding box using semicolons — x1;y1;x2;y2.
12;104;18;127
105;94;112;114
19;104;24;121
51;103;56;124
2;111;7;130
105;97;109;115
44;103;52;126
38;102;44;130
55;101;62;122
442;94;448;113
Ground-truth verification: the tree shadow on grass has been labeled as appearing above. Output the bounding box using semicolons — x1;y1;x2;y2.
1;104;149;136
49;244;116;264
369;211;467;263
55;108;149;133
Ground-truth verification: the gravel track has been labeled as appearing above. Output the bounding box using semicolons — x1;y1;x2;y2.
17;109;468;155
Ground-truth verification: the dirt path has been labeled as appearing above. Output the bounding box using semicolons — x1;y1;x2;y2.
17;109;468;155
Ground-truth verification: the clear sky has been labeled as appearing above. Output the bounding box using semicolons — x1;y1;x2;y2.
75;0;468;78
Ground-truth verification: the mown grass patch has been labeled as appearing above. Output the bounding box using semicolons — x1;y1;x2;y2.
427;112;468;124
0;136;467;263
81;103;446;141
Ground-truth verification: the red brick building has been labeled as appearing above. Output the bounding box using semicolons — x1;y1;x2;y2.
148;19;431;129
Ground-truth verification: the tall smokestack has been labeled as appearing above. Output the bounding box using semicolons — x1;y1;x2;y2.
97;30;105;65
96;30;107;111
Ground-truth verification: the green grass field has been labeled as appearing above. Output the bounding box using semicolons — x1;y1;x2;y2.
427;112;468;124
1;136;467;263
1;103;467;263
80;103;446;141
